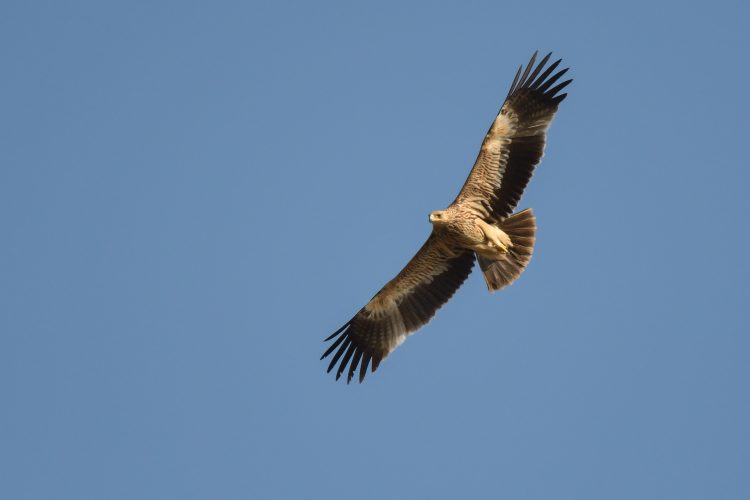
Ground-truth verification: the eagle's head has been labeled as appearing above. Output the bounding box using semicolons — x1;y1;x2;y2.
429;210;448;225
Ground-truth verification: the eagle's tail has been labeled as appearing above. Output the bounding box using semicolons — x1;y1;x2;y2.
478;208;536;292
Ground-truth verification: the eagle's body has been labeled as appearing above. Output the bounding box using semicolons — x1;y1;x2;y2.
430;203;513;259
322;52;572;383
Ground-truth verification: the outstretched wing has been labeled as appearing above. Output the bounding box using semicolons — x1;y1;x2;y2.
322;234;475;383
454;51;571;219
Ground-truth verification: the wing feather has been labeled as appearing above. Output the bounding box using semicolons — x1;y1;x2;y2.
454;52;571;219
322;233;475;383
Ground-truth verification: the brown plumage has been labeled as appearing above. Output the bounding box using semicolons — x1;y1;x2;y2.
322;52;571;383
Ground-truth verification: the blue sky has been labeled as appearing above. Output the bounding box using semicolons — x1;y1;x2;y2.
2;1;749;499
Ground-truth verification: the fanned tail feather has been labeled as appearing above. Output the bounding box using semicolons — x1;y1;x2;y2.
478;208;536;292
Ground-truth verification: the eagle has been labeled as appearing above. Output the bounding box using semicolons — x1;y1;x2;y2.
322;52;571;383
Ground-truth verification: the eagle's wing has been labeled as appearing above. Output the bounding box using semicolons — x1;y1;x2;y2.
322;234;475;383
454;52;571;219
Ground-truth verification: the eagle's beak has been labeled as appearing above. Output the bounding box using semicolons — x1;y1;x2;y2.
429;213;435;223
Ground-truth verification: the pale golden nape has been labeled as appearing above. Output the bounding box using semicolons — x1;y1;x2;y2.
428;210;447;223
322;51;571;383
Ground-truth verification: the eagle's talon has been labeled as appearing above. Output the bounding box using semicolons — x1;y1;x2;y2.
490;239;509;253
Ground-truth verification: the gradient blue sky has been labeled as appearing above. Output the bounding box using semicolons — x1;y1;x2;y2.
2;1;749;499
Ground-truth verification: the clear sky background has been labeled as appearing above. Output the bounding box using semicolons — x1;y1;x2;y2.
2;1;749;499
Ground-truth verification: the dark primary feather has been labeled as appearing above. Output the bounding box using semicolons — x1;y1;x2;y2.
322;238;475;383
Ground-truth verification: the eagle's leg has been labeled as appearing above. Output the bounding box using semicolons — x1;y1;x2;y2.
476;219;512;254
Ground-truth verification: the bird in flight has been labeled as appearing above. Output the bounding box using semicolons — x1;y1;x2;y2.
322;51;571;383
